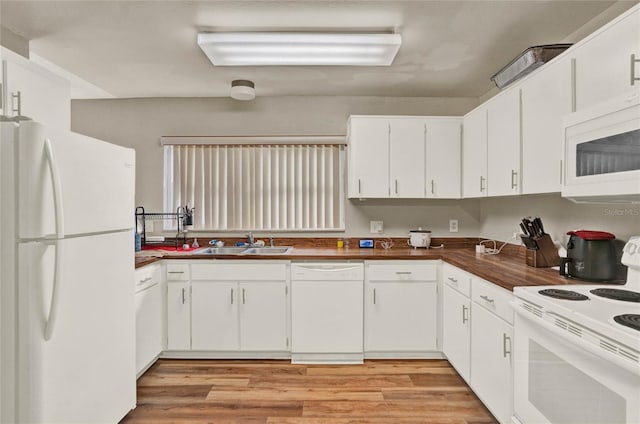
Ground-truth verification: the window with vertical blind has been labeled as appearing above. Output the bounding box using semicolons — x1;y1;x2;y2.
162;136;345;231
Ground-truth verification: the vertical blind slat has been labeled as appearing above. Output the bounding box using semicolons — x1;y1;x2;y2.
165;144;343;231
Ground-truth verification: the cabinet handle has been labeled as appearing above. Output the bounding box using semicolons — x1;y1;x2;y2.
503;333;512;358
448;276;458;285
631;54;639;86
0;82;3;112
139;276;152;283
395;271;412;275
395;179;398;194
462;305;469;324
431;180;435;195
11;91;21;116
480;295;495;304
373;288;376;305
511;170;518;189
358;179;362;194
480;176;485;192
242;288;246;304
168;271;184;274
230;288;234;304
181;288;186;304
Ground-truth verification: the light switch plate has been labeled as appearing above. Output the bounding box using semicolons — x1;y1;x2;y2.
449;219;459;233
370;220;384;233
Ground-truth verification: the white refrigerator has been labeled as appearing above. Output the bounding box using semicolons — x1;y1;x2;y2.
1;120;137;423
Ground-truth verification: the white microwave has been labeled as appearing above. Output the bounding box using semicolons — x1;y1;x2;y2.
563;90;640;203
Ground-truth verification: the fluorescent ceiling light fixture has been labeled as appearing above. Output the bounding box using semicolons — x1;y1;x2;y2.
197;32;402;66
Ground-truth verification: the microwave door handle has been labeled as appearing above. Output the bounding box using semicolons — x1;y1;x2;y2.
43;138;65;341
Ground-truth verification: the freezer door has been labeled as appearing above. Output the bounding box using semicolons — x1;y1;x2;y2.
17;121;135;239
17;231;135;423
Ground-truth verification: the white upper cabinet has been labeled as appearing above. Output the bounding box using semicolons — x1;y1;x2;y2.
487;89;521;196
348;116;390;198
1;49;71;130
520;57;572;194
572;7;640;111
462;106;488;198
389;118;426;198
426;118;462;198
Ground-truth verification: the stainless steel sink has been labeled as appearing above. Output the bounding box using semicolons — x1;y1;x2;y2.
242;246;292;255
193;247;248;255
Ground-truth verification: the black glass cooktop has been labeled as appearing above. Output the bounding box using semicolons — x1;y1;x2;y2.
614;314;640;332
538;289;589;301
590;288;640;303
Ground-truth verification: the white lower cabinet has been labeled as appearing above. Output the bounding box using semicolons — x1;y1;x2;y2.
239;282;288;351
470;301;514;424
442;265;515;424
442;271;471;382
191;281;239;350
167;282;191;350
364;261;438;354
134;264;163;376
167;261;290;354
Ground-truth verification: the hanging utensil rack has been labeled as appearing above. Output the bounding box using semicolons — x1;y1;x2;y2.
135;206;188;249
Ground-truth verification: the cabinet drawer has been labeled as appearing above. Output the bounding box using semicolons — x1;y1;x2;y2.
366;262;437;282
471;278;514;324
135;264;161;291
442;263;471;297
166;263;190;281
192;262;287;281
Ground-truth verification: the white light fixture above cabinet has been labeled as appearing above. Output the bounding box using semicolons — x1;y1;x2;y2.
197;32;402;66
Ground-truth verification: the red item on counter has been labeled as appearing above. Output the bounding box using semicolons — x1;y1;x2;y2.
566;230;615;240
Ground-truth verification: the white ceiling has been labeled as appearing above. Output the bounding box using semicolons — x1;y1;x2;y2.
0;1;631;99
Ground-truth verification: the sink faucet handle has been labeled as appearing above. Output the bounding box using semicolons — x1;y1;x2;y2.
269;236;275;247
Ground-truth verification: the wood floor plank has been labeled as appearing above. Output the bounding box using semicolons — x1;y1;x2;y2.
120;359;498;424
249;374;414;389
207;387;385;402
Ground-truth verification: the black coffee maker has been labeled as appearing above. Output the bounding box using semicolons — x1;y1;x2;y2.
560;230;626;282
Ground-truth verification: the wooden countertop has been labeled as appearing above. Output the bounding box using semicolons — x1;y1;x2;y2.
136;245;589;292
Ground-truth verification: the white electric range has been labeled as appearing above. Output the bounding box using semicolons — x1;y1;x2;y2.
512;236;640;424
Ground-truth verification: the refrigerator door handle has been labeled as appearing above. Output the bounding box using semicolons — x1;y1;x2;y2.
44;137;65;238
43;138;65;341
44;241;63;341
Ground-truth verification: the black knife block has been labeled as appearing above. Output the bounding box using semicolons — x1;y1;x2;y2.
525;234;560;268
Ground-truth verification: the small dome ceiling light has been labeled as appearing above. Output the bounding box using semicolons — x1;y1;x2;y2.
230;79;255;101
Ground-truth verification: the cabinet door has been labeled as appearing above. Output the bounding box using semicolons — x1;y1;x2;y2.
3;58;71;130
471;303;514;424
135;283;162;375
442;284;470;382
487;89;521;196
365;282;437;352
348;117;389;198
167;282;191;350
462;106;488;197
521;58;572;194
426;119;462;198
573;8;640;111
240;282;288;351
191;282;239;351
389;118;426;198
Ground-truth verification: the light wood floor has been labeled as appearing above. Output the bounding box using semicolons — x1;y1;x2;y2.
120;359;498;424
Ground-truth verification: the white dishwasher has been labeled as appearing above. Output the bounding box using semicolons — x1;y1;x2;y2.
291;262;364;364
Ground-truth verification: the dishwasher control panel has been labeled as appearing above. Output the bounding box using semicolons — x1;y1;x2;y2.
291;262;364;281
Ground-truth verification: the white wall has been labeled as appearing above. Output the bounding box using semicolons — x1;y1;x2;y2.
71;95;482;237
479;194;639;245
72;96;637;242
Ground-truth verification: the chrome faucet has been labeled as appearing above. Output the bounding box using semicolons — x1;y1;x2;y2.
246;232;255;246
269;236;275;247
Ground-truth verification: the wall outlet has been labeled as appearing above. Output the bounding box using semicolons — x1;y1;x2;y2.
513;232;520;240
370;220;384;234
449;219;459;233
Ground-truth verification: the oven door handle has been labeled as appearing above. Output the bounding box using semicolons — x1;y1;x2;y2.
513;302;640;376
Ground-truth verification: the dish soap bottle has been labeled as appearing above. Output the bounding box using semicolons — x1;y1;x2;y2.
192;238;200;248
